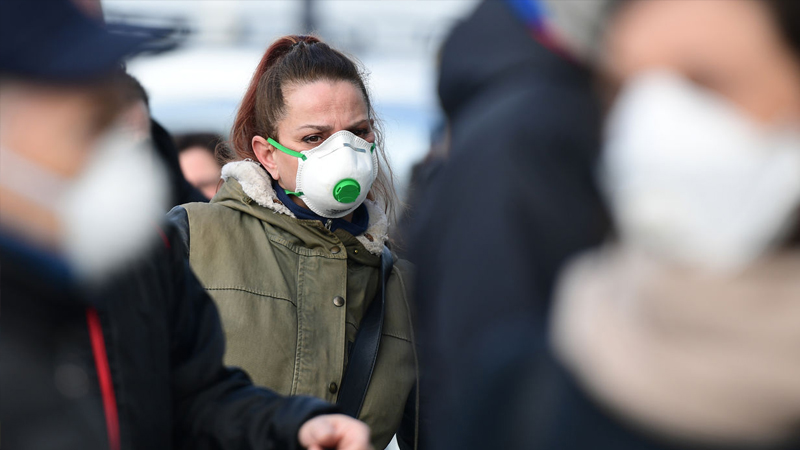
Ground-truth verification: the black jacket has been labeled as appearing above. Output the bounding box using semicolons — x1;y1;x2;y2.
0;224;336;450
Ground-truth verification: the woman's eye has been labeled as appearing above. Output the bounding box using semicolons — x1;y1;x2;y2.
303;135;322;144
353;128;369;137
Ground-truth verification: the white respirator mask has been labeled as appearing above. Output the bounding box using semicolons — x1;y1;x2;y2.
268;130;378;218
600;71;800;273
0;124;169;281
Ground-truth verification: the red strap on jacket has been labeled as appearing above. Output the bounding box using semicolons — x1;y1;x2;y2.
154;224;171;250
87;307;121;450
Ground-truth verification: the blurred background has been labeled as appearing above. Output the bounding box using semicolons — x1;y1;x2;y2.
102;0;479;197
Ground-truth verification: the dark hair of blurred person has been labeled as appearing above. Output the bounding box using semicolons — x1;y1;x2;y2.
115;71;208;206
174;132;224;200
118;72;151;140
169;34;418;450
120;70;149;107
549;1;800;449
0;1;373;449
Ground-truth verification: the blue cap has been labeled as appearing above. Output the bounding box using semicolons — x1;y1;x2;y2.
0;0;169;82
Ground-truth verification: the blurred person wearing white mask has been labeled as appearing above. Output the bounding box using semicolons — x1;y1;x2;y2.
0;1;373;449
551;1;800;448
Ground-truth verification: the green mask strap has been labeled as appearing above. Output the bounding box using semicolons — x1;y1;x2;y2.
267;137;307;161
266;137;305;196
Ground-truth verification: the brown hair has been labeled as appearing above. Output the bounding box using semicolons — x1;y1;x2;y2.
119;72;149;109
222;34;399;222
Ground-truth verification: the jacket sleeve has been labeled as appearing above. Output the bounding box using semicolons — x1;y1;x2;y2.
164;224;338;449
395;383;419;450
166;206;190;259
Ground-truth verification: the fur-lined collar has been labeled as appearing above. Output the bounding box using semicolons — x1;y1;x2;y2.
220;160;389;255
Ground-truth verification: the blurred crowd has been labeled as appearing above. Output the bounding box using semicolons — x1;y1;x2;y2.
3;0;800;449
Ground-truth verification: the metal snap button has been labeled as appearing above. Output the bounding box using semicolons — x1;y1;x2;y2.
333;296;345;307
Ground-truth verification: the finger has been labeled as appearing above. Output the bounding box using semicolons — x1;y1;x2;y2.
336;421;372;450
299;416;337;448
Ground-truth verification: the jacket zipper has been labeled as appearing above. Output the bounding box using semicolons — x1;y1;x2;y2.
325;219;333;230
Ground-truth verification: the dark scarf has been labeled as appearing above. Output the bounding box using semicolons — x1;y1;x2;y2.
273;181;369;236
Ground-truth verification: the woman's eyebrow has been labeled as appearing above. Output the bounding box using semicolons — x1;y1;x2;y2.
297;119;369;132
297;124;333;131
346;119;369;128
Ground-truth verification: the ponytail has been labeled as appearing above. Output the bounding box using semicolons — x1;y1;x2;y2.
225;35;321;162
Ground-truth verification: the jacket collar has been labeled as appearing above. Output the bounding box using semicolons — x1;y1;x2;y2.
219;160;389;255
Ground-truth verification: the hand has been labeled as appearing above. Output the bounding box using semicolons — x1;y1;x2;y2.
298;414;372;450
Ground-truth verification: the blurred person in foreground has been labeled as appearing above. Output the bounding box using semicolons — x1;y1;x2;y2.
168;35;419;450
0;1;372;449
175;132;224;200
408;0;610;448
550;0;800;448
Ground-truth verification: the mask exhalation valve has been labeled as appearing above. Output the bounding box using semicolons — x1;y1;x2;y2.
333;178;361;203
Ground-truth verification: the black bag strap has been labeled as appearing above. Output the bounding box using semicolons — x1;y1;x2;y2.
337;245;393;418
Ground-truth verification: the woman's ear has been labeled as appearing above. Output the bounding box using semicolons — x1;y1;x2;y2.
252;136;280;180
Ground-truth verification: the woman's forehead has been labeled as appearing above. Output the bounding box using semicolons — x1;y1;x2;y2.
282;80;368;127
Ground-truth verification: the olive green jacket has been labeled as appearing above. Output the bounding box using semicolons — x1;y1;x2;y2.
169;161;417;449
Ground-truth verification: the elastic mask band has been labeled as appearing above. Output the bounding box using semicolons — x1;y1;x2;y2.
0;146;69;211
267;137;307;161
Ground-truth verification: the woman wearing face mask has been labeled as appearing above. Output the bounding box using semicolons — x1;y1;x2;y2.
550;0;800;449
168;35;418;450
